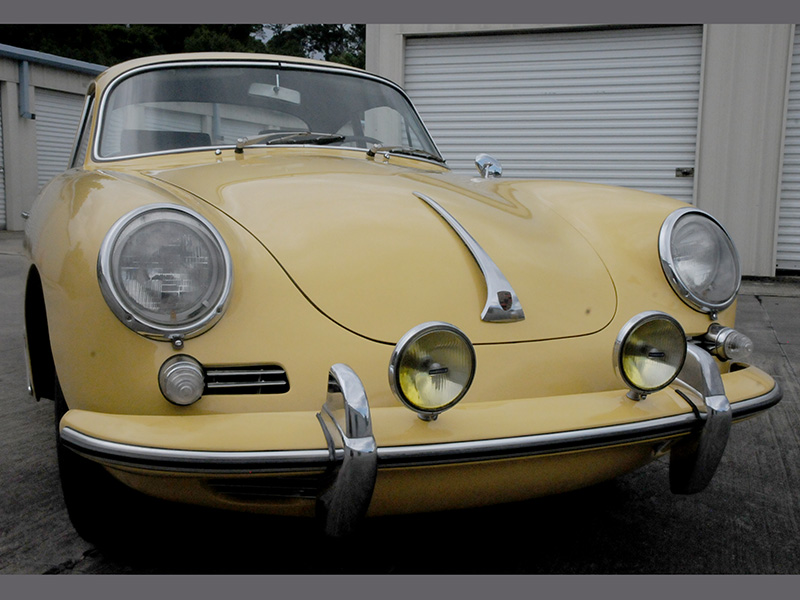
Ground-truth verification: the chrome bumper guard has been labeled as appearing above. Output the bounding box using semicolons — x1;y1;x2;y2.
60;350;781;536
316;364;377;537
669;344;732;494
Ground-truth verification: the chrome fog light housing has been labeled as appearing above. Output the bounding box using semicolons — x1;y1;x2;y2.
703;324;754;362
159;355;205;406
659;207;741;316
389;322;476;420
98;204;233;342
614;311;687;400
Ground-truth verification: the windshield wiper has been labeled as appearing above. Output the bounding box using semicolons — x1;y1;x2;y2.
366;144;445;164
235;131;345;153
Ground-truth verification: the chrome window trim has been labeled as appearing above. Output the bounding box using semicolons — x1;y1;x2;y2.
414;192;525;323
58;380;782;474
97;203;233;342
68;90;95;169
91;59;443;163
658;207;741;315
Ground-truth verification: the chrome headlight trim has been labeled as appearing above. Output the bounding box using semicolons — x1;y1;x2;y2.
388;321;476;420
98;204;233;342
659;207;741;316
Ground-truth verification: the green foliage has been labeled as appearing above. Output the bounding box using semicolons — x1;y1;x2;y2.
263;24;366;68
0;24;365;68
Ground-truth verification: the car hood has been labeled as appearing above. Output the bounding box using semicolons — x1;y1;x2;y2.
147;151;617;344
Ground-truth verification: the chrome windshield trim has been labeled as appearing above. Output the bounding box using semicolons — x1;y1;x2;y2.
414;192;525;323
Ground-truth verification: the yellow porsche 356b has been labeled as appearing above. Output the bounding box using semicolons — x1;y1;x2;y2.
22;52;781;542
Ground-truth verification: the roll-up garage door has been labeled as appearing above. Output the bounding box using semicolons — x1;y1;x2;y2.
404;26;703;204
777;28;800;271
35;88;85;190
1;98;6;229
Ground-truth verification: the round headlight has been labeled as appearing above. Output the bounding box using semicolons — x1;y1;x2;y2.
389;322;476;420
659;207;740;315
98;204;233;341
614;311;687;400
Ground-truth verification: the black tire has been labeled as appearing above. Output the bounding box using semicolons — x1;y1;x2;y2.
55;376;139;546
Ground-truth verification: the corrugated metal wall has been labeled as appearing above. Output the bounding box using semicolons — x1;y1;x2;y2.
778;29;800;271
404;26;703;204
35;88;85;190
1;96;5;229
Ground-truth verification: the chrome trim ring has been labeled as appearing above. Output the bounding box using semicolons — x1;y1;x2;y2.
97;204;233;342
659;207;741;315
613;311;687;399
388;321;477;419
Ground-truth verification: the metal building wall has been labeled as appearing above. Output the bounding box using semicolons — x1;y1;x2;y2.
367;24;795;276
778;27;800;271
403;26;702;204
0;96;5;229
34;88;86;190
0;45;103;231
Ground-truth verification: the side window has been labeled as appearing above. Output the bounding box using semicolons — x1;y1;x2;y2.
70;94;94;168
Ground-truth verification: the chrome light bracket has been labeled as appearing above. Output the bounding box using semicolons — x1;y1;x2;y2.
668;344;732;494
316;364;377;538
414;192;524;323
697;323;753;362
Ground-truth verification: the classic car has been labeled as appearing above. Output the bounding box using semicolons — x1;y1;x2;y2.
22;52;781;542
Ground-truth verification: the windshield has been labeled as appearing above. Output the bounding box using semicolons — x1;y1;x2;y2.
95;63;441;160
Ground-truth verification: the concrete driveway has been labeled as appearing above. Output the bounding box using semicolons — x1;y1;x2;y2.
1;229;798;574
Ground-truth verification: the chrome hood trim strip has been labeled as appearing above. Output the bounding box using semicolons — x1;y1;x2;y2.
414;192;525;323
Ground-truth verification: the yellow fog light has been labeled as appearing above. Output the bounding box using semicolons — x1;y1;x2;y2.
389;322;476;420
614;311;687;400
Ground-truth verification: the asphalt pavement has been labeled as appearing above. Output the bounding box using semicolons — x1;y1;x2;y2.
1;229;799;575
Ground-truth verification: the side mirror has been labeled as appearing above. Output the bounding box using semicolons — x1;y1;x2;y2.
475;154;502;178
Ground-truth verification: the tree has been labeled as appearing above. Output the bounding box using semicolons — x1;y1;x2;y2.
0;24;366;68
263;24;366;68
0;25;268;66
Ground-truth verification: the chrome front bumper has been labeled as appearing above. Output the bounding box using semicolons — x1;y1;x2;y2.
60;350;782;536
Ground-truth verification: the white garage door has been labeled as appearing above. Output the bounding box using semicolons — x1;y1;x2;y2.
1;97;5;230
777;28;800;271
404;26;703;204
35;88;85;190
